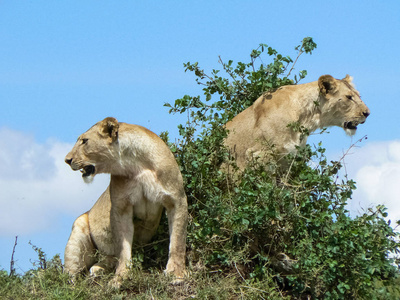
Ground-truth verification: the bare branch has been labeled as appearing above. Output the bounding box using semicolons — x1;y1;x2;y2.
9;236;18;276
218;56;245;92
286;48;303;78
334;135;368;173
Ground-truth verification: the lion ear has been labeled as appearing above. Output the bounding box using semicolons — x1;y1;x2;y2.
343;74;356;88
318;75;338;96
343;74;353;83
100;117;119;141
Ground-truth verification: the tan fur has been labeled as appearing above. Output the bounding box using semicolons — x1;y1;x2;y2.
225;75;370;169
64;117;188;287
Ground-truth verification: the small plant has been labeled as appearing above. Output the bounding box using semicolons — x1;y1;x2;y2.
29;241;49;270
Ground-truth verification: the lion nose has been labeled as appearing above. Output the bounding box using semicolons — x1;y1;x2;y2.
363;110;370;118
65;158;73;165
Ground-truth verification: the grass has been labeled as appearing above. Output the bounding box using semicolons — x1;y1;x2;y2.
0;253;290;300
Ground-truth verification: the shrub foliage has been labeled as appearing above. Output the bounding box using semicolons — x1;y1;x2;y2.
164;37;400;299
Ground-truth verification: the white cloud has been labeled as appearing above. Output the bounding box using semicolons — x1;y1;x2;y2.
342;140;400;222
0;128;109;237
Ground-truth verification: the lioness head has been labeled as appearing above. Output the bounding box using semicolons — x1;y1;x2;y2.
318;75;370;135
65;117;119;183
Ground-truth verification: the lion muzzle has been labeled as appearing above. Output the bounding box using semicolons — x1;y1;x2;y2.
65;158;96;179
80;165;96;178
344;121;359;130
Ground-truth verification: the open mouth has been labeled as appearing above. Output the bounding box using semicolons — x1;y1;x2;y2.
344;121;358;130
80;165;95;178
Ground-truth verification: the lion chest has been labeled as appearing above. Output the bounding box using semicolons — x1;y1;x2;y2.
131;200;164;244
110;171;167;243
132;199;163;221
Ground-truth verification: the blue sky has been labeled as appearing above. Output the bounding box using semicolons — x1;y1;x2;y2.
1;1;400;274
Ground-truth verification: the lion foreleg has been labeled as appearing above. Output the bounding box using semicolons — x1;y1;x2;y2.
165;196;188;280
110;201;134;281
64;213;96;275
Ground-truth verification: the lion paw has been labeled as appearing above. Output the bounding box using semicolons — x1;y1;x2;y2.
108;276;123;289
164;266;186;285
170;276;185;286
89;265;106;277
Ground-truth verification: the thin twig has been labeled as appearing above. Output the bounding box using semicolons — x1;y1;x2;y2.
132;238;169;249
149;288;155;300
240;285;267;299
287;47;303;78
9;236;18;276
234;261;246;282
251;56;256;73
330;135;368;177
218;56;245;92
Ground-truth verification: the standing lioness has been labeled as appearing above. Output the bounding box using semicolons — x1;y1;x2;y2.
225;75;370;169
64;117;188;287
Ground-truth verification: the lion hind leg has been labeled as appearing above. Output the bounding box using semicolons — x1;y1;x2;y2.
64;213;97;275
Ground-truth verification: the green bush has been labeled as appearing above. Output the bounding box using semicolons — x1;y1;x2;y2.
164;38;400;299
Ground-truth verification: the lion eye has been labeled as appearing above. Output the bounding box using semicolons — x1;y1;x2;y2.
81;138;88;145
346;95;353;100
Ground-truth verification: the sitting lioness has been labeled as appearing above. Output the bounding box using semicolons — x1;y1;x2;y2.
64;117;188;287
225;75;370;169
